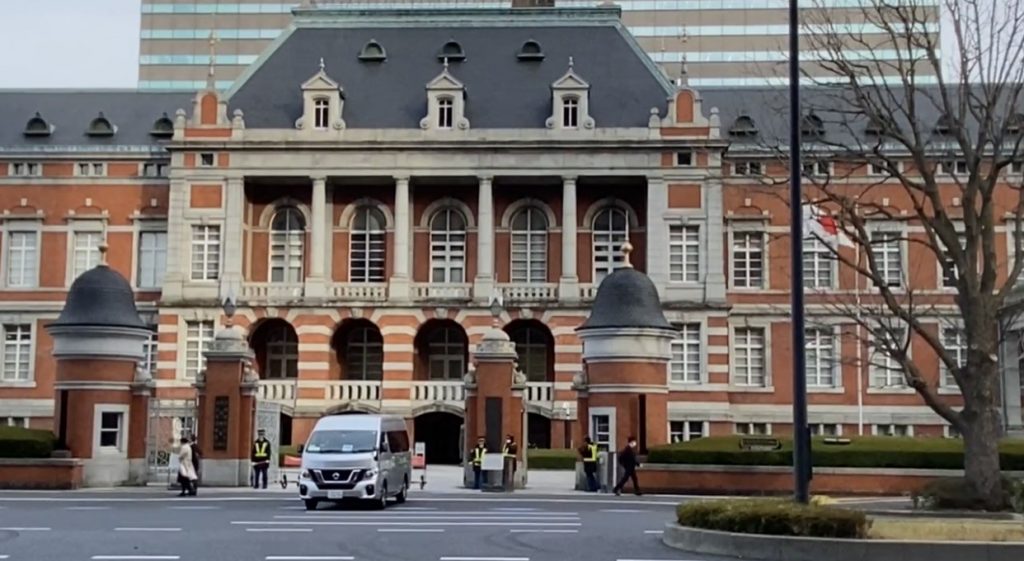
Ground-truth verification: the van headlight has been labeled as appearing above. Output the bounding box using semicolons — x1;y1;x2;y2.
299;470;311;480
362;469;378;481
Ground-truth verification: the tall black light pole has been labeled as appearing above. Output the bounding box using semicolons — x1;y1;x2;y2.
788;0;811;504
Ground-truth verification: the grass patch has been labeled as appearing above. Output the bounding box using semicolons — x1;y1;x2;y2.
527;448;577;470
0;426;56;458
648;436;1024;470
869;517;1024;542
677;498;868;539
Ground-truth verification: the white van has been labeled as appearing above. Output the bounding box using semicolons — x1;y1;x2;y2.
298;414;412;510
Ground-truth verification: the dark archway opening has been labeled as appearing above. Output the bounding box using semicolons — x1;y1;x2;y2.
413;411;463;464
413;319;469;381
280;413;293;447
505;319;555;382
527;412;551;449
331;318;384;380
248;318;299;378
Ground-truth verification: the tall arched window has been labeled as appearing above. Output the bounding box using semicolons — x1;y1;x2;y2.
592;206;629;282
350;206;386;282
510;206;548;283
508;323;552;382
270;206;305;283
430;207;467;283
259;321;298;379
313;97;330;130
345;325;383;380
427;325;467;380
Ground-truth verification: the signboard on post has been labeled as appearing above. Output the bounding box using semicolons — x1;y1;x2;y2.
412;441;426;469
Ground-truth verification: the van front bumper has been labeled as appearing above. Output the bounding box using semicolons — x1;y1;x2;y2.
299;473;381;501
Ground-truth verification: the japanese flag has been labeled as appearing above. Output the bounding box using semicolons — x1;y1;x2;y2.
803;204;854;248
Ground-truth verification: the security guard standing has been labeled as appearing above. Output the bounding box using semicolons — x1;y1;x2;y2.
251;429;271;489
501;434;518;491
580;436;600;492
471;437;488;490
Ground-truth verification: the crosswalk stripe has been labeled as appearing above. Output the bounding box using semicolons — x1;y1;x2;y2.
234;521;581;527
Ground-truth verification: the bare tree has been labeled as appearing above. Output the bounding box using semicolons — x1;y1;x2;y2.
779;0;1024;508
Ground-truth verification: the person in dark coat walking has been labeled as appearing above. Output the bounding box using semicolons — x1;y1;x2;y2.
612;436;642;496
189;435;202;496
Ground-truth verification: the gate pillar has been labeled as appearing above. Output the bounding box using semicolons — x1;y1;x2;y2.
194;302;258;486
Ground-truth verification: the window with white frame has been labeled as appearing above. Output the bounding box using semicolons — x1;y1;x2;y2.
732;327;766;387
733;160;763;176
5;417;27;428
941;326;967;387
263;322;298;379
1012;161;1024;175
941;233;967;289
184;320;214;379
98;410;124;450
943;425;962;439
510;207;548;284
735;422;771;435
869;161;889;176
429;207;467;283
590;413;611;451
873;424;913;437
10;162;41;177
803;237;833;289
141;162;169;177
805;327;836;387
72;230;103;279
802;160;831;177
199;152;215;167
313;97;330;130
870;230;903;288
669;420;707;443
592;206;629;283
437;97;454;129
76;162;106;177
941;159;968;176
0;324;31;382
5;231;38;288
669;224;700;283
674;150;693;167
670;323;702;384
136;230;167;289
270;207;305;283
190;225;220;281
810;423;842;436
350;206;387;283
732;231;764;288
141;325;158;376
870;327;907;387
562;96;579;128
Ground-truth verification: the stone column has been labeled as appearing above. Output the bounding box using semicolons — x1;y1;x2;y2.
474;176;495;300
306;176;328;298
559;176;579;300
194;324;259;487
645;177;669;296
389;177;411;300
162;178;188;301
463;326;527;489
220;177;245;301
703;177;727;303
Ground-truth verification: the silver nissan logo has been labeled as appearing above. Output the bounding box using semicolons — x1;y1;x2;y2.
332;472;340;480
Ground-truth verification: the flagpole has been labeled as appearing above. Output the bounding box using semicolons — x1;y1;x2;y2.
855;241;864;435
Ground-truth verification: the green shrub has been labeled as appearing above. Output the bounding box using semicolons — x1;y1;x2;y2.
676;499;869;539
912;476;1023;511
647;436;1024;470
0;426;56;459
527;448;578;470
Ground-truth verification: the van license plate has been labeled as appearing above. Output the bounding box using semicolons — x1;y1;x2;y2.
327;491;346;499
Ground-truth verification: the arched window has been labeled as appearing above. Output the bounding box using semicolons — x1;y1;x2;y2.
592;206;629;282
510;206;548;283
508;323;552;382
430;207;466;283
350;206;386;283
270;206;305;283
562;96;579;128
345;325;383;380
313;98;330;130
257;321;298;379
427;325;467;380
437;97;454;129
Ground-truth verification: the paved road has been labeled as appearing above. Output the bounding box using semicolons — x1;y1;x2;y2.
0;490;724;561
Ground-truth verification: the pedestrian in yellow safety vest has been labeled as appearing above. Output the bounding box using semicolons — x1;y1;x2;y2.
251;429;271;489
579;436;600;492
501;434;518;488
471;437;487;490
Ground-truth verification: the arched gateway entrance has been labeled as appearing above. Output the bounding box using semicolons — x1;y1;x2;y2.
413;410;463;465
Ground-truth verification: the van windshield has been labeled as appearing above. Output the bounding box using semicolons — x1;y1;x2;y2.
304;430;378;454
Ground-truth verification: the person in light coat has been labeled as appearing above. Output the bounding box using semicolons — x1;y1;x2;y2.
177;436;198;496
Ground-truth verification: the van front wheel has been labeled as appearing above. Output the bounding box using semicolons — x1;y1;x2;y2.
396;478;408;504
303;499;319;511
374;484;388;510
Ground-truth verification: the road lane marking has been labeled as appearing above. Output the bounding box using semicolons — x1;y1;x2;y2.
439;558;530;561
491;507;538;511
67;506;110;511
601;509;644;513
0;555;9;559
168;506;219;510
115;528;182;532
246;528;314;533
274;515;579;521
277;511;576;516
644;530;665;535
91;557;181;560
509;529;579;533
377;528;445;533
265;557;354;560
0;527;49;531
234;521;581;527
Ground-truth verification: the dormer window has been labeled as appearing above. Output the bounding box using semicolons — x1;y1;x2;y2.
1006;114;1024;135
934;114;953;135
150;113;174;138
562;96;579;128
421;63;469;131
313;98;330;130
729;115;758;137
23;112;52;137
517;40;545;61
437;97;454;129
87;112;116;137
358;39;387;62
801;113;824;138
438;40;466;62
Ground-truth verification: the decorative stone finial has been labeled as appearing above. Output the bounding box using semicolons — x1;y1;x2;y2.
222;294;237;328
679;53;689;86
97;242;109;266
207;31;220;89
568;55;574;69
319;57;325;72
443;57;449;70
620;241;634;269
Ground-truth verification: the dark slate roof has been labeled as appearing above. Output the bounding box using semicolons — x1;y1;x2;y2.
0;91;191;149
50;265;147;330
229;25;672;129
577;267;673;331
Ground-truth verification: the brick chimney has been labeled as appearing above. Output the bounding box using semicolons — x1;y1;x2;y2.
512;0;555;7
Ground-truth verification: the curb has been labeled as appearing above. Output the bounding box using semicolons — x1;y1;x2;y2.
661;522;1024;561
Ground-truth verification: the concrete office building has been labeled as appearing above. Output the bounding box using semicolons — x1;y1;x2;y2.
138;0;943;90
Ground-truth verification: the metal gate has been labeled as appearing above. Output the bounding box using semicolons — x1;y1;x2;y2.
146;398;198;485
255;400;282;484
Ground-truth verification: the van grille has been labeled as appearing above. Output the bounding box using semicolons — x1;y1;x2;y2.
314;469;362;488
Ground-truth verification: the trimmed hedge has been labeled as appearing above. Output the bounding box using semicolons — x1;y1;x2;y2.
0;426;56;459
648;436;1024;470
912;477;1024;512
677;498;869;539
527;448;577;470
